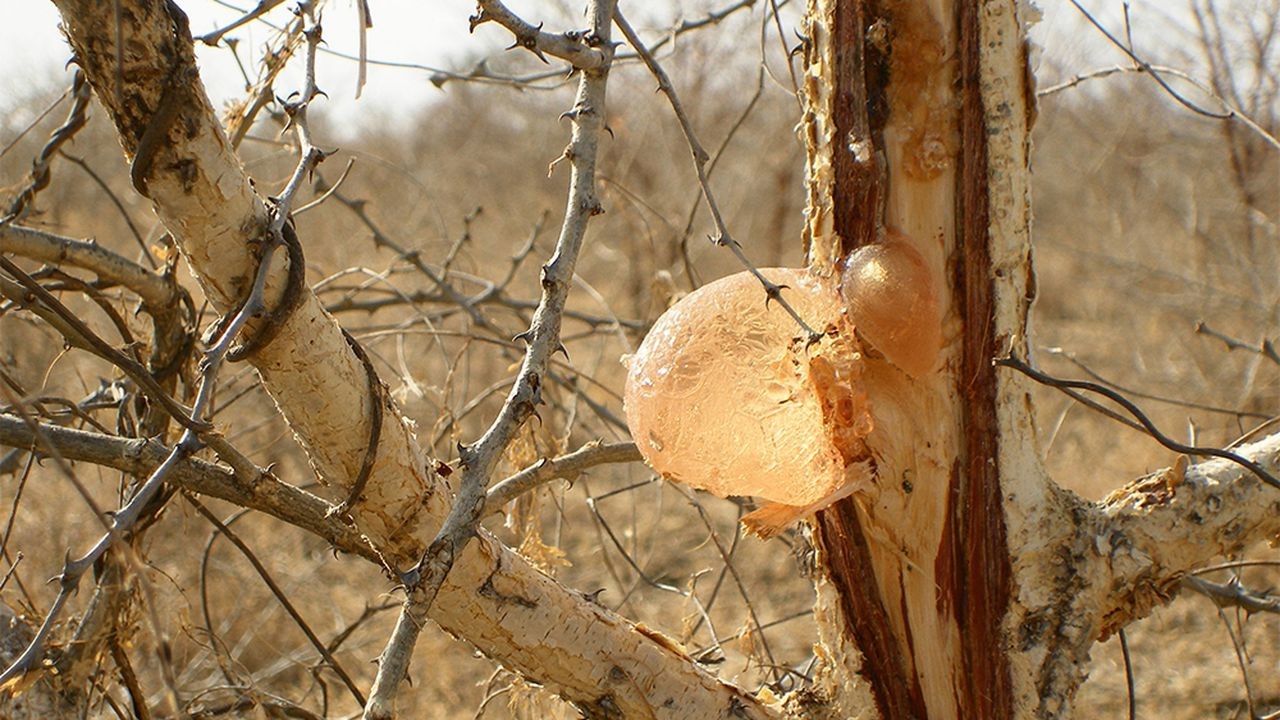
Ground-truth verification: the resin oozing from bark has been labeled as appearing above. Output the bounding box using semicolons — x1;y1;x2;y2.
840;237;941;378
625;253;942;535
624;268;874;535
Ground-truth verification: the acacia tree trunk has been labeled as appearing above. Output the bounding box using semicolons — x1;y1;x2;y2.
793;2;1280;719
795;1;1067;717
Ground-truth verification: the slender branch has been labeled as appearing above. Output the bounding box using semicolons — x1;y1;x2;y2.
470;0;608;70
361;4;617;717
1041;346;1271;419
1182;575;1280;615
294;158;356;216
613;9;821;342
996;354;1280;490
1067;0;1280;151
0;224;176;311
323;285;642;330
1196;321;1280;366
56;152;156;267
207;0;755;92
185;496;367;706
1037;63;1210;97
484;441;640;515
197;0;287;46
0;257;207;433
0;87;70;161
0;227;280;687
0;414;378;562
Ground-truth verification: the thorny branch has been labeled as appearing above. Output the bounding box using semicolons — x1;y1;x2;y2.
0;0;334;695
0;414;378;562
0;219;284;688
483;440;640;515
613;10;821;343
996;354;1280;490
202;0;758;93
1195;321;1280;366
360;3;616;717
1182;575;1280;616
7;1;793;717
469;0;608;70
0;255;206;434
0;224;178;314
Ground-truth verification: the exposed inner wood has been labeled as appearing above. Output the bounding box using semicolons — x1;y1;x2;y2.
809;0;1015;716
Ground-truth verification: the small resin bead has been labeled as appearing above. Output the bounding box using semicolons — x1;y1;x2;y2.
840;238;940;378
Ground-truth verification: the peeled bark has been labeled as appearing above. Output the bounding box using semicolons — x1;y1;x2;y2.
798;0;1058;717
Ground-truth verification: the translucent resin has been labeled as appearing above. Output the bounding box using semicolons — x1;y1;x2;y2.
624;268;871;514
840;239;940;377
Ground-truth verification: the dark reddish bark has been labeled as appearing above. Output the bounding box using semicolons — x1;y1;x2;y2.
818;2;920;717
944;2;1014;716
818;504;927;719
829;0;886;255
816;1;1014;717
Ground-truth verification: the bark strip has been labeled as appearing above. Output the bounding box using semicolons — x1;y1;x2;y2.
818;504;926;718
944;1;1015;715
829;0;883;254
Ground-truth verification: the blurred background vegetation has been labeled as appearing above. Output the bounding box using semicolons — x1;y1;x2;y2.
0;1;1277;717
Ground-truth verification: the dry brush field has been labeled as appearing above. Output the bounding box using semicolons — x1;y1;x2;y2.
0;3;1277;717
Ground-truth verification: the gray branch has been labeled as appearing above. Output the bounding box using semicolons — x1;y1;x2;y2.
360;2;617;717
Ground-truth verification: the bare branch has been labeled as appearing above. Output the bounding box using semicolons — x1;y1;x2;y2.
470;0;608;70
197;0;287;47
0;413;379;562
0;224;176;311
0;237;274;687
362;2;618;715
1094;434;1280;635
1195;321;1280;366
613;9;821;342
0;257;206;433
47;2;779;717
1182;575;1280;616
484;441;641;515
996;354;1280;490
185;496;367;706
1068;0;1280;152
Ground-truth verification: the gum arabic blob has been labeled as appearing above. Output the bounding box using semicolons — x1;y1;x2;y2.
840;237;941;378
624;268;875;538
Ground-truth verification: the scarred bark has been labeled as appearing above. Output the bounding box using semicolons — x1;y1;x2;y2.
801;0;1037;717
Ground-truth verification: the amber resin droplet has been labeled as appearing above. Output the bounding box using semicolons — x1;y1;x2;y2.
840;238;941;377
623;268;871;510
